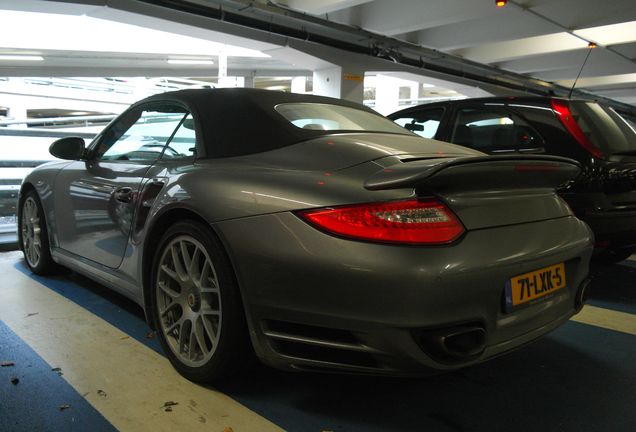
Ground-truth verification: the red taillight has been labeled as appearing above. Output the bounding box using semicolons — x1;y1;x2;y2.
550;99;603;159
296;199;465;245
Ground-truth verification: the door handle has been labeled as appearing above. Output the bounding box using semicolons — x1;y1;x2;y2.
114;187;133;203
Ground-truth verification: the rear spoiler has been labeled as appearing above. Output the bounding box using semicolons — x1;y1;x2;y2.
364;155;581;191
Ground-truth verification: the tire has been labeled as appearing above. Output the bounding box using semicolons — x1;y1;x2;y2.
150;220;253;383
595;247;635;265
18;190;59;275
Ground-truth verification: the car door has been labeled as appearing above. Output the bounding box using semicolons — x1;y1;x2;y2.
53;103;189;268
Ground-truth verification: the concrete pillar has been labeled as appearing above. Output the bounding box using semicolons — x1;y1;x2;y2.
243;72;255;89
218;76;244;88
218;53;228;79
3;93;28;129
313;66;364;103
313;66;341;99
340;67;365;104
291;76;306;94
374;74;401;116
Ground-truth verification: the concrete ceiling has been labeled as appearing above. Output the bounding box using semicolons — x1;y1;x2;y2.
276;0;636;105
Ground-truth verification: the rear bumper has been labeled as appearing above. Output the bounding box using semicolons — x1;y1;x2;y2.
215;213;593;375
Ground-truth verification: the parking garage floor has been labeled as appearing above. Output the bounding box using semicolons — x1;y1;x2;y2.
1;250;635;432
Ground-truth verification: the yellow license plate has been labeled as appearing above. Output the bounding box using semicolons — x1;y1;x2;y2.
505;263;566;310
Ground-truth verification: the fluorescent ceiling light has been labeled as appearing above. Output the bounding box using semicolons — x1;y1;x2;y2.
168;59;214;65
574;21;636;46
0;55;43;61
0;10;269;58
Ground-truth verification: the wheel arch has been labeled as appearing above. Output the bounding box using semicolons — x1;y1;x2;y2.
141;207;243;329
18;182;37;209
17;182;38;251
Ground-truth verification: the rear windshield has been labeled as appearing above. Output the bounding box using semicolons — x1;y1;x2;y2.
275;103;411;135
570;101;636;155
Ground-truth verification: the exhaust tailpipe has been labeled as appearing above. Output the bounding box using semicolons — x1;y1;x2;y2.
575;277;592;312
418;325;486;361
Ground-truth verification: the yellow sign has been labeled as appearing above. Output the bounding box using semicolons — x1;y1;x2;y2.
343;73;364;82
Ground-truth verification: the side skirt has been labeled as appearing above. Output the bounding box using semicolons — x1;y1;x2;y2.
51;247;144;308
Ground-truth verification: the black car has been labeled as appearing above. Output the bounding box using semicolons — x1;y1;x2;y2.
389;97;636;263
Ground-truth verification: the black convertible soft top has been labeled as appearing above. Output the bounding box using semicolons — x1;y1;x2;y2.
140;88;384;158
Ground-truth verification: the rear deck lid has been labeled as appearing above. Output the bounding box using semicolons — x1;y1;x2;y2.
365;155;580;230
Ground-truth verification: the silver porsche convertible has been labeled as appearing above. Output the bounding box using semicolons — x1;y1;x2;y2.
19;88;593;381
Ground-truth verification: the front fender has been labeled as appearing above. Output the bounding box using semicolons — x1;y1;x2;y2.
20;161;73;248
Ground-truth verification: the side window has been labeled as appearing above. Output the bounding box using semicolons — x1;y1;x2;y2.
451;107;544;153
393;108;443;139
95;108;187;162
162;114;196;160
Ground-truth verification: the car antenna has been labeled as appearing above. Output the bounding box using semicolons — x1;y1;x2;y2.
568;42;597;99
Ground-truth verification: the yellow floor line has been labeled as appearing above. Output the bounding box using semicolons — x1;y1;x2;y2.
0;253;283;432
571;305;636;336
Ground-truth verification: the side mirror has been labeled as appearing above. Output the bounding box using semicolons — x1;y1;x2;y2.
49;137;86;160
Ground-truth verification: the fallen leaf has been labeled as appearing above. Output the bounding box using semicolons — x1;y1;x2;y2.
145;331;156;339
223;427;234;432
162;401;178;412
25;312;39;318
1;362;15;367
119;336;130;340
10;377;19;385
51;367;63;376
59;404;70;411
97;389;107;397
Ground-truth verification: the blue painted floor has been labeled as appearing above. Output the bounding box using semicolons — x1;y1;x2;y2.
0;321;116;432
2;257;636;432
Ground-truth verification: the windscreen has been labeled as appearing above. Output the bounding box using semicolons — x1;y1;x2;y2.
275;103;412;135
570;101;636;155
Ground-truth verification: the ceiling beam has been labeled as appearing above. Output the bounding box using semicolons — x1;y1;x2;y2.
556;73;636;89
452;33;589;63
401;9;556;51
273;0;374;15
329;0;495;36
493;49;619;74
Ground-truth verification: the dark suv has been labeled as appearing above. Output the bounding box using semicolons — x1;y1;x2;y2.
389;97;636;263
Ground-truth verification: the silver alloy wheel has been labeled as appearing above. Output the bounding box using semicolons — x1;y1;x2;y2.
156;235;222;367
21;196;42;268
